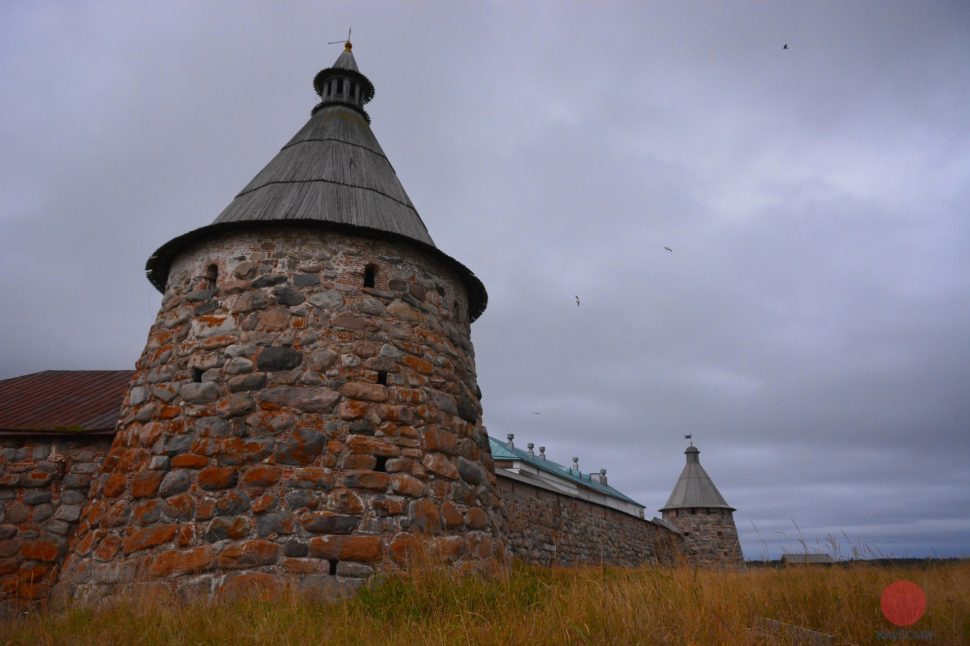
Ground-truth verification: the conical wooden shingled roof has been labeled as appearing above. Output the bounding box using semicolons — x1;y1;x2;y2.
660;445;735;511
146;43;487;320
211;105;432;244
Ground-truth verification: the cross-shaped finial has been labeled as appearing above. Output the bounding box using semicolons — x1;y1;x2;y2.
328;26;353;48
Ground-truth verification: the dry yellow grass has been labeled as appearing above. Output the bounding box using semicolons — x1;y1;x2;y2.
2;560;967;645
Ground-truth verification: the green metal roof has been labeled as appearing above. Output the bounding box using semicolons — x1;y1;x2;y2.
488;436;643;508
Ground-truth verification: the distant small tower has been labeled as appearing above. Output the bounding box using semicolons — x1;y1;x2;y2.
57;41;505;604
660;443;742;566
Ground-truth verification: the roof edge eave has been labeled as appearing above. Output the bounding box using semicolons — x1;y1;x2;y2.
145;219;488;322
659;504;736;513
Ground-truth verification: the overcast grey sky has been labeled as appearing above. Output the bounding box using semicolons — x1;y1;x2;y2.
2;1;968;559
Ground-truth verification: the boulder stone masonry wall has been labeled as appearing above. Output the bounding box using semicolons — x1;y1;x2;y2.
56;227;506;604
497;478;678;567
662;508;742;567
0;436;113;610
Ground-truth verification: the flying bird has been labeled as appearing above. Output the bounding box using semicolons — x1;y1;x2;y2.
783;43;789;50
532;411;542;415
664;246;672;253
575;295;580;307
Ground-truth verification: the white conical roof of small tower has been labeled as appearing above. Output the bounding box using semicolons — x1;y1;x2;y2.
660;444;735;511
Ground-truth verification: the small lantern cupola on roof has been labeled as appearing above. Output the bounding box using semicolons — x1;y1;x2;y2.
312;40;376;122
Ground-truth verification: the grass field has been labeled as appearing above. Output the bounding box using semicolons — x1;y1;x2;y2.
2;560;967;645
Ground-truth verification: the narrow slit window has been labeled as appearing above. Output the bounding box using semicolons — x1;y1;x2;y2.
329;559;338;575
192;368;204;383
363;264;377;288
205;264;218;288
337;79;344;95
377;370;388;386
374;456;389;472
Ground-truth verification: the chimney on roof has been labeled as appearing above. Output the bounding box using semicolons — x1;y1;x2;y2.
506;433;514;449
526;442;535;457
590;468;608;486
571;456;580;475
539;446;546;460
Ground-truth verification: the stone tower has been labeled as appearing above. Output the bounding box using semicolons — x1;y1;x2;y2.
56;42;505;603
660;444;742;566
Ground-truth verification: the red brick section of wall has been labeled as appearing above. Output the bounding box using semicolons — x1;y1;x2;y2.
57;227;505;605
496;477;679;567
0;436;113;612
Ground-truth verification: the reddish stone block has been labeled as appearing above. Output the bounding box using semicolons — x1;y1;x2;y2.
347;435;400;457
372;495;406;517
343;471;389;491
20;538;66;562
132;471;163;498
216;438;271;465
105;500;132;527
308;536;383;563
170;454;209;468
389;473;426;497
465;508;488;529
164;493;195;521
441;501;465;528
340;382;388;402
16;580;50;600
329;489;364;515
132;499;160;524
217;539;280;569
428;480;450;500
119;447;150;472
94;534;123;561
242;465;282;486
196;497;216;520
23;471;53;488
388;533;421;565
158;405;181;420
293;468;334;488
177;523;196;547
422;453;458;479
402;355;433;375
102;472;127;498
252;494;277;514
149;546;214;577
338;399;369;420
123;524;178;554
392;388;425;404
423;428;458;454
342;453;376;470
198;466;238;490
74;529;98;556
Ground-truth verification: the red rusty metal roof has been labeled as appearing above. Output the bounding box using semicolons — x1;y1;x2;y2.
0;370;133;434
